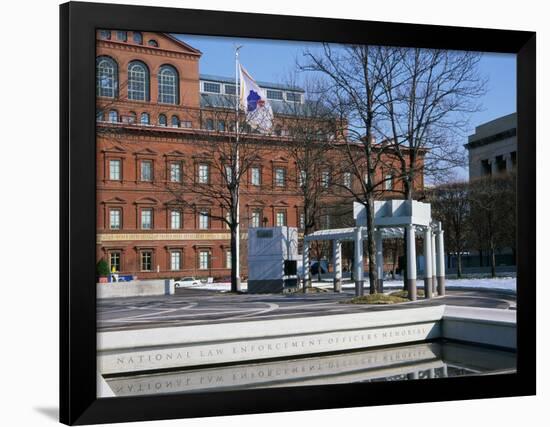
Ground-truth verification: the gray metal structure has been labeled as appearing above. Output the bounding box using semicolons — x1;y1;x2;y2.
247;226;299;293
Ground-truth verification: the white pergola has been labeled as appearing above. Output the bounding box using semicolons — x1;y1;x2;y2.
303;200;446;300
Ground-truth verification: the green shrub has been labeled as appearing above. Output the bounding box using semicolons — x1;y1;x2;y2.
97;259;110;276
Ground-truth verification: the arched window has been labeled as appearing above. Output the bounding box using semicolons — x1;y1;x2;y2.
148;39;158;47
158;114;167;127
96;56;118;98
140;112;150;125
108;110;118;123
127;61;149;101
171;115;180;128
158;65;179;104
133;32;143;44
128;111;137;124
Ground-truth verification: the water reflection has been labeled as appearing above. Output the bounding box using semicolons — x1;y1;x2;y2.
103;341;516;397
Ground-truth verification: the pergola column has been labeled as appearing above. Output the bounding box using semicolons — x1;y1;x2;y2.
375;229;384;293
435;222;446;296
423;227;433;299
406;224;417;301
354;226;364;296
302;239;311;292
333;239;342;292
431;228;437;294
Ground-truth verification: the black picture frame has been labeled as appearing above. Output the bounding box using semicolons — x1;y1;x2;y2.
60;1;536;424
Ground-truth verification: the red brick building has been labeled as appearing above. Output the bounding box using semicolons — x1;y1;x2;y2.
96;30;423;280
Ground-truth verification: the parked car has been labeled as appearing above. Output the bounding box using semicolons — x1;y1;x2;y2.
174;276;202;288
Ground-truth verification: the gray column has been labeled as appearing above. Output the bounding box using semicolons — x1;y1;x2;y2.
490;157;498;176
354;227;364;296
333;240;342;292
435;222;446;296
375;229;384;293
302;240;311;292
431;229;437;294
423;228;433;299
406;225;417;301
504;153;514;173
428;368;435;379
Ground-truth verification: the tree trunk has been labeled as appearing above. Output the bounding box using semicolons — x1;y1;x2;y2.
230;226;239;293
457;252;462;278
365;197;378;294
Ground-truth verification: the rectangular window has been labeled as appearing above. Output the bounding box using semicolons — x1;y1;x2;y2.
226;250;232;269
140;251;152;271
225;165;232;184
203;82;221;93
170;251;181;271
299;170;306;187
343;172;352;188
170;210;181;229
141;209;152;230
198;164;209;184
275;167;286;187
286;92;302;102
299;213;305;229
251;210;261;228
182;121;192;128
251;167;261;186
109;159;121;180
385;174;393;190
199;250;210;270
140;160;152;182
109;252;121;272
276;211;286;227
204;119;214;130
109;209;121;230
218;120;226;132
266;89;283;100
225;84;236;95
321;171;330;188
116;31;127;42
199;210;209;230
225;211;231;229
170;162;182;182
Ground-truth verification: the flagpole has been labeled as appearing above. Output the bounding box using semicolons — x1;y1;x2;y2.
234;45;242;292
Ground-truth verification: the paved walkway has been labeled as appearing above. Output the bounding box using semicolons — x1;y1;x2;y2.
97;287;516;332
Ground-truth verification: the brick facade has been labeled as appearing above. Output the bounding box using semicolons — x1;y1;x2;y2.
96;31;423;280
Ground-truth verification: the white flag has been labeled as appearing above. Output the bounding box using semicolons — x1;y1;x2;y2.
239;65;273;133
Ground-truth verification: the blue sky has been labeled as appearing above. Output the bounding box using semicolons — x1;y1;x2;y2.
174;33;516;178
175;33;516;134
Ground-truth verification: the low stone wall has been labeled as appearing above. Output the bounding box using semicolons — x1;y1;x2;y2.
97;279;175;299
98;306;444;374
441;306;516;349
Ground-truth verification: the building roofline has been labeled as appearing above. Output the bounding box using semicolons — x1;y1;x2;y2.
199;74;305;92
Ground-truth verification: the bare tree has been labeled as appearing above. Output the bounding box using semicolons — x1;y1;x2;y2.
428;181;470;278
300;44;404;294
376;47;487;198
468;174;516;277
